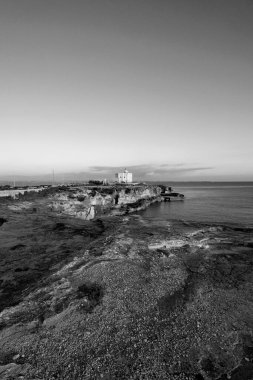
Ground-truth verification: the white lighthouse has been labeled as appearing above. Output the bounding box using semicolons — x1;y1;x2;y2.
115;169;133;183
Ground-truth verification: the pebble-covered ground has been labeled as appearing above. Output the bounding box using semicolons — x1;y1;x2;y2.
0;198;253;379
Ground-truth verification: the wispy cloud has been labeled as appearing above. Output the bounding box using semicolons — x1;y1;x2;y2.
0;164;214;183
88;164;214;180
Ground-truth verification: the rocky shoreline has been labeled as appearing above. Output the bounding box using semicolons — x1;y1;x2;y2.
51;184;163;219
0;186;253;379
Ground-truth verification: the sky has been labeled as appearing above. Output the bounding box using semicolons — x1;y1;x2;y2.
0;0;253;181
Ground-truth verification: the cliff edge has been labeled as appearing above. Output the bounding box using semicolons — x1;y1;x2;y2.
51;185;162;220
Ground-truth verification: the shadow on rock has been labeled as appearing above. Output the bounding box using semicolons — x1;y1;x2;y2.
0;217;7;227
77;282;104;312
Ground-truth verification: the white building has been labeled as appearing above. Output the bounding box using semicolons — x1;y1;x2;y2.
115;169;133;183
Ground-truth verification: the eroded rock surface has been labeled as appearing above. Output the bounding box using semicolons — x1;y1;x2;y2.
51;185;162;219
0;194;252;380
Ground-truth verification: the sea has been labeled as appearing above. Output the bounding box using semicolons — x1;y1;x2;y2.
139;183;253;256
141;183;253;228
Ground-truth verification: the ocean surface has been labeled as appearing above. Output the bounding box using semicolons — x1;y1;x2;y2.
141;184;253;228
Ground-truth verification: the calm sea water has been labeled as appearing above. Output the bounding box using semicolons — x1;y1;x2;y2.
141;185;253;227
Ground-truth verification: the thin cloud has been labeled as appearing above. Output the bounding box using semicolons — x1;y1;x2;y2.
88;164;214;180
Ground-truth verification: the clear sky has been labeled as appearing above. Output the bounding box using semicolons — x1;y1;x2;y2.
0;0;253;181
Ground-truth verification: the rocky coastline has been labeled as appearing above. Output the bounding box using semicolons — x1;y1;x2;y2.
0;185;252;380
50;184;163;219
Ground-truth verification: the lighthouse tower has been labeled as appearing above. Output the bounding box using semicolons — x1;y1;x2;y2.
115;169;133;183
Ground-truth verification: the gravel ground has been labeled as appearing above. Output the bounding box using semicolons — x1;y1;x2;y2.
0;202;253;379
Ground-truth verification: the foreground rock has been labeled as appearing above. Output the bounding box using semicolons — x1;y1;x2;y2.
0;194;253;380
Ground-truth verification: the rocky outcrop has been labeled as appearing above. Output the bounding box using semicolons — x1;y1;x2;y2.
51;185;162;220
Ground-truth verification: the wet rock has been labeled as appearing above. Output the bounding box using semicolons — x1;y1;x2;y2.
13;354;25;364
0;217;7;226
0;363;23;379
195;375;205;380
77;282;104;312
244;241;253;248
10;244;26;250
242;334;253;360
